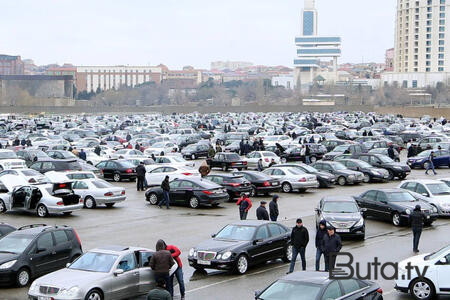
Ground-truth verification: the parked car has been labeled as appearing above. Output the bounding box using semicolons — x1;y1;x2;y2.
144;141;178;156
277;163;336;188
349;153;411;180
16;149;49;167
395;244;450;300
0;222;15;238
73;179;126;209
181;143;210;160
153;155;195;168
95;159;137;182
204;174;252;199
369;147;400;162
28;245;176;300
110;149;147;160
323;143;364;161
262;166;318;193
232;170;281;196
417;136;449;152
279;144;326;164
321;139;349;152
338;159;389;183
315;196;365;239
0;168;46;184
207;152;248;171
29;159;83;174
0;224;82;287
354;188;438;226
145;177;229;209
145;165;200;187
311;161;364;186
0;149;27;170
188;220;292;275
407;149;450;169
246;151;281;169
46;150;78;160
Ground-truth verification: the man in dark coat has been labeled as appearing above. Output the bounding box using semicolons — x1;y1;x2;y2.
315;220;327;271
136;162;146;191
256;201;269;220
257;158;264;172
149;239;175;296
322;227;342;272
239;139;245;155
387;144;395;160
288;218;309;273
159;176;171;209
79;149;87;161
269;195;279;221
94;145;101;156
410;205;424;253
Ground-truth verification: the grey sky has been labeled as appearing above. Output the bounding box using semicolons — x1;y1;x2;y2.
1;0;396;69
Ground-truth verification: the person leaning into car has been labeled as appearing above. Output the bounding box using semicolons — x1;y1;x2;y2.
288;218;309;273
150;240;175;296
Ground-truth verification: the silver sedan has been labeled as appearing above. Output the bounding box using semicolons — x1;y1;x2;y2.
263;166;319;193
72;179;126;209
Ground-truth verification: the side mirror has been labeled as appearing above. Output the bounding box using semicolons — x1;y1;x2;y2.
114;269;124;276
253;239;263;245
211;233;217;238
422;193;429;197
254;290;261;299
439;257;447;264
360;208;367;212
36;247;47;253
66;263;71;268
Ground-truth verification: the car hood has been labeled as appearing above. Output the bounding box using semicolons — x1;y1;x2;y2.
195;238;249;252
322;212;361;222
314;171;335;179
398;253;429;269
0;252;19;264
394;201;432;210
33;268;109;288
325;151;342;157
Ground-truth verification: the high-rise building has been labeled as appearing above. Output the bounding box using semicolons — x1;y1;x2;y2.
385;48;395;71
0;55;24;75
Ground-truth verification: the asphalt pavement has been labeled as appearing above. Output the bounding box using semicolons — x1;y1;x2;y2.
2;159;450;300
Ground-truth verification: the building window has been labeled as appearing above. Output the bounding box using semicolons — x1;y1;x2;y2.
439;26;445;31
428;7;432;12
440;13;446;18
426;61;431;66
440;6;446;11
440;19;446;25
440;33;445;38
428;13;432;18
439;46;445;51
439;53;444;59
414;68;418;72
427;41;432;46
412;80;418;88
402;80;408;88
427;27;432;32
438;67;444;71
441;0;446;3
428;0;433;4
426;67;431;72
426;54;431;59
439;40;445;45
427;47;432;52
439;60;444;65
427;20;432;26
287;81;291;89
427;34;432;39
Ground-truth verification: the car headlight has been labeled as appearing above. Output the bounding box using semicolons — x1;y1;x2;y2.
394;166;403;170
354;218;364;227
216;254;222;260
371;170;380;176
405;208;411;215
221;251;232;260
30;280;38;292
432;206;438;213
0;260;17;269
189;248;197;258
348;175;355;179
58;286;80;297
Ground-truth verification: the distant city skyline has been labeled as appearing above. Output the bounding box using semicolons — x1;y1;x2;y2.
1;0;395;69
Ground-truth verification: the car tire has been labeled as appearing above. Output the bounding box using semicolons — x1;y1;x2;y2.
310;156;317;163
105;203;115;208
250;186;257;197
237;167;242;171
392;212;402;226
189;196;200;209
234;254;249;275
212;203;220;208
388;170;395;180
424;220;434;226
63;212;72;216
85;289;104;300
410;278;435;300
148;193;159;205
16;268;30;287
282;182;292;193
282;244;293;263
0;200;6;213
87;161;93;165
337;176;347;186
363;173;371;183
298;188;306;193
113;173;121;182
36;204;48;218
84;196;96;209
281;158;287;163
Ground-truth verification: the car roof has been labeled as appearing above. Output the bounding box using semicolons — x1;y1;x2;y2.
402;179;442;184
229;220;275;226
281;271;332;284
322;196;356;202
370;188;406;193
90;245;152;254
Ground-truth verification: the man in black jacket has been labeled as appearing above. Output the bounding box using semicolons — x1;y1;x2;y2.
269;195;279;221
288;218;309;273
159;176;171;209
410;205;424;253
387;144;395;160
322;227;342;272
315;220;327;271
136;162;146;191
256;201;269;220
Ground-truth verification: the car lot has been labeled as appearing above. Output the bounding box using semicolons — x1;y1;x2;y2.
1;158;450;300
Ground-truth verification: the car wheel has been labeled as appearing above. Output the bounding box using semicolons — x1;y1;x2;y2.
250;186;257;197
113;173;121;182
337;176;347;186
392;212;401;226
410;278;435;300
282;182;292;193
282;244;293;262
85;289;104;300
189;196;200;209
212;203;220;208
237;167;243;171
0;200;6;213
148;193;159;205
87;161;93;165
399;173;407;180
105;203;115;208
84;196;96;209
310;156;317;163
191;154;196;160
388;170;395;180
222;164;228;172
424;220;434;226
281;158;287;163
363;173;371;183
235;254;249;275
36;204;48;218
16;268;30;287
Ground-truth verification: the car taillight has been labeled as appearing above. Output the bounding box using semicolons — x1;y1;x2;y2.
121;190;125;195
125;168;133;173
264;158;269;162
243;161;247;165
226;182;241;187
59;183;67;188
73;229;82;249
79;198;83;203
376;288;383;294
104;192;113;196
231;162;236;165
56;201;64;206
263;181;270;187
182;172;193;176
28;178;36;183
299;178;306;182
202;190;213;195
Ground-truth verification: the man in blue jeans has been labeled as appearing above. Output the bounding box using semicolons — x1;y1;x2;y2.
159;175;171;209
288;218;309;273
425;151;437;175
315;220;327;271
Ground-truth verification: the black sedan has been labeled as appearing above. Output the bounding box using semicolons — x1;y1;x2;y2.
145;177;229;209
354;189;438;226
277;163;335;188
255;271;383;300
203;174;252;199
311;161;364;186
206;152;248;171
232;170;281;196
95;159;137;182
188;220;292;274
349;153;410;180
337;159;390;183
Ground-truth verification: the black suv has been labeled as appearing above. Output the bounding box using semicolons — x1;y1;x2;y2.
0;224;82;287
95;159;137;182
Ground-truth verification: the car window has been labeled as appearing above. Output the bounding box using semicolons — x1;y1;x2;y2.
117;253;137;272
106;162;117;168
255;225;270;240
53;230;69;245
139;251;153;267
321;280;343;300
376;192;387;202
163;167;176;172
363;190;377;201
402;182;417;191
169;181;181;188
151;167;164;173
416;184;428;196
272;169;285;176
268;224;284;237
73;181;88;189
37;232;54;250
359;156;370;163
215;176;224;184
340;279;364;294
179;181;195;188
96;161;106;168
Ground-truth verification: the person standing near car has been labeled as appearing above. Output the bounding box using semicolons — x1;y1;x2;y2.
256;201;269;220
236;193;252;220
304;144;311;164
269;195;279;221
410;205;424;253
425;151;437;175
257;158;264;171
322;226;342;272
79;149;87;161
164;241;185;300
315;220;327;271
288;218;309;273
136;162;146;191
387;144;395;160
159;176;171;209
149;240;175;296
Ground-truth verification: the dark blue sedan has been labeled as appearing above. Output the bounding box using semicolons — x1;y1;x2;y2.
407;150;450;169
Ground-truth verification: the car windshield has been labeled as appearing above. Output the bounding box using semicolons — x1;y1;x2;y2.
355;161;372;168
387;192;417;202
61;151;77;158
92;180;114;188
258;280;322;300
0;151;17;159
417;150;432;157
332;162;346;170
333;145;349;152
118;161;136;168
424;245;450;261
69;252;118;273
298;164;317;173
152;142;165;147
215;225;256;241
263;152;276;157
378;155;394;163
264;136;279;141
172;156;186;162
286;168;306;175
323;201;359;213
226;154;240;160
21;170;42;176
0;234;33;254
426;183;450;195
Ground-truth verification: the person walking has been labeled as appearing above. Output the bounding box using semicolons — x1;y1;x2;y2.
410;205;424;253
269;195;279;221
147;277;172;300
304;144;311;164
236;193;252;220
149;240;175;297
165;242;185;300
425;151;437;175
322;226;342;272
159;176;171;209
136;162;146;191
315;220;327;271
257;158;264;171
387;144;395;160
256;201;269;220
288;218;309;273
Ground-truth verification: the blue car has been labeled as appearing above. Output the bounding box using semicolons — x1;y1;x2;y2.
407;149;450;169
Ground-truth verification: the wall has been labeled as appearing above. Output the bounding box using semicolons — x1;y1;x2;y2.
374;106;450;119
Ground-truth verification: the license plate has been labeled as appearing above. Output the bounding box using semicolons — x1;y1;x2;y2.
384;175;389;178
336;229;350;233
426;215;430;219
197;259;211;265
39;297;51;300
272;182;279;186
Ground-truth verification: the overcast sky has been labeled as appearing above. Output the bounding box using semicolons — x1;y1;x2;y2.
1;0;396;69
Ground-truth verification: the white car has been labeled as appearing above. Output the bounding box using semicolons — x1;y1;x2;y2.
144;142;178;156
246;151;281;169
46;170;97;181
263;166;319;193
398;179;450;216
153;155;195;168
111;149;147;160
0;168;46;184
262;135;293;147
0;149;27;170
395;245;450;300
145;165;200;187
84;150;107;166
73;179;126;208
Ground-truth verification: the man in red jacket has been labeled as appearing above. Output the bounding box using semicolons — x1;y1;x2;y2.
165;242;185;300
236;193;252;220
